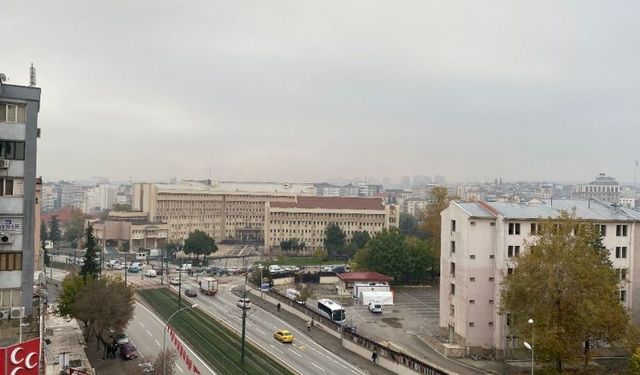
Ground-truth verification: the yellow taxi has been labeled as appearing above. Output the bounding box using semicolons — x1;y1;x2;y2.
274;329;294;343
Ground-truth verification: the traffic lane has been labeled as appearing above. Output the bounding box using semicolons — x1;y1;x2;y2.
176;280;364;375
129;302;217;375
174;283;320;375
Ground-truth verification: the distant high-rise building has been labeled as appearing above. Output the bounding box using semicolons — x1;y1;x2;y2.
401;176;411;189
412;175;432;187
0;75;42;317
573;173;620;204
433;175;446;185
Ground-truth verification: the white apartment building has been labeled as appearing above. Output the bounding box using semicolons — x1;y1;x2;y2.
401;198;429;218
440;199;639;358
264;196;398;253
84;183;118;212
573;173;620;203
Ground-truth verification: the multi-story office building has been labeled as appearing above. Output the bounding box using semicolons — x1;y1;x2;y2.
41;184;57;212
84;183;118;212
440;199;639;358
59;181;85;209
264;196;399;253
132;180;315;243
0;77;41;317
573;173;620;203
92;211;169;251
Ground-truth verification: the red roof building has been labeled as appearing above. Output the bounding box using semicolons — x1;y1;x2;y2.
336;271;393;295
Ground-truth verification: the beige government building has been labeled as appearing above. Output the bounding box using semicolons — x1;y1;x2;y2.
265;196;399;253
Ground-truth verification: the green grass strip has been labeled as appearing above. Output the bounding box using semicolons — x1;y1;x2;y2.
138;288;293;375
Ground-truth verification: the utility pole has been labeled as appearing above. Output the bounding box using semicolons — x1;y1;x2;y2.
240;290;247;364
178;262;183;309
124;251;127;286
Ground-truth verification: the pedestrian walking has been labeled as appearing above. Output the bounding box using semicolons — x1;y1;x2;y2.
277;302;281;312
306;320;311;333
371;350;378;365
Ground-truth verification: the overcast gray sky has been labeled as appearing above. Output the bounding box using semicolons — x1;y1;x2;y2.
3;1;639;184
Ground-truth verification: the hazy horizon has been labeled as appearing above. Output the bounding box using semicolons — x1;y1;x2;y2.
4;1;640;183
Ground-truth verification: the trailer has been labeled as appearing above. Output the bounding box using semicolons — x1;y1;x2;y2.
199;277;219;296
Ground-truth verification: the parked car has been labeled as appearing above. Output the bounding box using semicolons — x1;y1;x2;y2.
368;302;383;313
144;269;157;278
169;278;181;286
184;289;197;297
120;342;139;360
333;266;347;273
128;266;140;273
237;298;251;309
154;267;165;276
274;329;294;343
115;333;129;345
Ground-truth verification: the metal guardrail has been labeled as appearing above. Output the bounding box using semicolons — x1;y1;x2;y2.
263;287;449;375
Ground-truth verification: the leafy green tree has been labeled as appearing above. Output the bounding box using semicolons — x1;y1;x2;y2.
49;215;62;243
40;219;48;243
280;238;305;253
351;231;371;250
64;208;88;246
631;347;640;375
324;224;346;259
406;236;438;282
501;214;632;372
421;186;455;259
56;272;84;316
184;230;218;263
80;223;100;279
399;213;420;237
354;228;411;283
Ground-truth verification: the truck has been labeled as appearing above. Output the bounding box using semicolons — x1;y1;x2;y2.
199;277;219;296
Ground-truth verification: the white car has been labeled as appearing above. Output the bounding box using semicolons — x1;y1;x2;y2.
169;278;181;286
144;269;157;278
237;298;251;309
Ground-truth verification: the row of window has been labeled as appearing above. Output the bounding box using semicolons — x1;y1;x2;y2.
0;140;25;160
0;252;22;271
0;178;24;196
505;222;629;237
0;103;26;124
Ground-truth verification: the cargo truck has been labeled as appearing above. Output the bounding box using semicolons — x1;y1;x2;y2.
199;277;219;296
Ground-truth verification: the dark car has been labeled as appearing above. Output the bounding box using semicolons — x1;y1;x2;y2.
120;342;139;360
184;289;197;297
154;267;165;276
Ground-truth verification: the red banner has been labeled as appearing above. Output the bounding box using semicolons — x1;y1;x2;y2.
4;338;40;375
0;347;5;375
167;325;201;374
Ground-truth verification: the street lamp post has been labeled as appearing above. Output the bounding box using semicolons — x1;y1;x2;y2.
163;303;197;375
524;318;534;375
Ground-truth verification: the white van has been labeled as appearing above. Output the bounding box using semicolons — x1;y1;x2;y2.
268;265;282;273
144;269;157;278
368;302;382;313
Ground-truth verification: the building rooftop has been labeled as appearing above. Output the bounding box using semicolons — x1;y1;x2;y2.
270;196;385;210
454;199;640;221
337;271;394;282
153;180;315;195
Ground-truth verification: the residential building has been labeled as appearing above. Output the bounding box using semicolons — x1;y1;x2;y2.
573;173;620;203
41;184;57;212
84;183;118;212
440;199;639;358
0;76;41;317
620;187;636;208
59;181;85;209
401;198;429;217
132;180;315;243
314;183;341;197
264;196;399;254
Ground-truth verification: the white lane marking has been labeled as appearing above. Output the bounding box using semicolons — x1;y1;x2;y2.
176;364;184;372
139;322;145;328
255;328;266;335
311;362;326;372
147;330;153;337
289;348;303;358
269;344;285;354
155;339;161;347
136;303;218;375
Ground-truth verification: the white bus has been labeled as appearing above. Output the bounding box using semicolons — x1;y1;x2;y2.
317;299;346;323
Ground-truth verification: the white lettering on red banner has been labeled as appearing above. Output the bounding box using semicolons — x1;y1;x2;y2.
167;325;201;374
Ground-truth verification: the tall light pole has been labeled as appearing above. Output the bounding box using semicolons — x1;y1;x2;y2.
524;318;534;375
163;303;197;375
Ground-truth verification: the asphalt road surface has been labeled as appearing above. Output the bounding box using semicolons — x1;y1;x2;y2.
172;278;366;375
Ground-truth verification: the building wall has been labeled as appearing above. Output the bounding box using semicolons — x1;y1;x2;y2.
264;205;397;253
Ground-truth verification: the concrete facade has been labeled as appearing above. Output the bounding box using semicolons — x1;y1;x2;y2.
92;211;169;251
440;199;639;357
0;80;41;316
573;173;620;203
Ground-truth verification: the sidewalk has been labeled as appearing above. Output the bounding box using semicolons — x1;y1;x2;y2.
248;293;395;375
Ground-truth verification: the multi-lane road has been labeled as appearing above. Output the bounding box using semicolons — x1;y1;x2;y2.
171;277;367;375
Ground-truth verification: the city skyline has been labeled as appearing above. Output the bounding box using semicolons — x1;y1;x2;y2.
4;1;640;183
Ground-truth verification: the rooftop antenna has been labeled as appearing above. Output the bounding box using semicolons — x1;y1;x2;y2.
29;63;36;87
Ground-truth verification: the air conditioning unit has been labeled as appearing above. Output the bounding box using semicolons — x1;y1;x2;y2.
0;159;9;169
0;309;10;320
0;233;13;244
10;307;24;319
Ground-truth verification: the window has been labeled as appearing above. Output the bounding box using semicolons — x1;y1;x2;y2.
507;245;520;258
0;253;22;271
451;220;456;232
508;223;521;235
451;241;455;254
469;322;475;327
489;299;494;304
489;322;494;326
616;225;628;237
508;246;513;257
0;103;26;123
470;221;476;226
469;254;476;259
507;268;514;275
621;290;627;302
621;268;628;281
615;247;628;259
470;277;476;282
530;223;538;235
489;277;494;282
598;224;606;237
450;283;455;295
469;299;475;304
0;140;25;160
489;254;495;259
0;178;23;196
506;313;512;326
490;222;496;226
450;304;455;317
450;262;456;277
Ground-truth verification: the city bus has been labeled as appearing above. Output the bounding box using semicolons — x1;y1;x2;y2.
317;299;346;323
